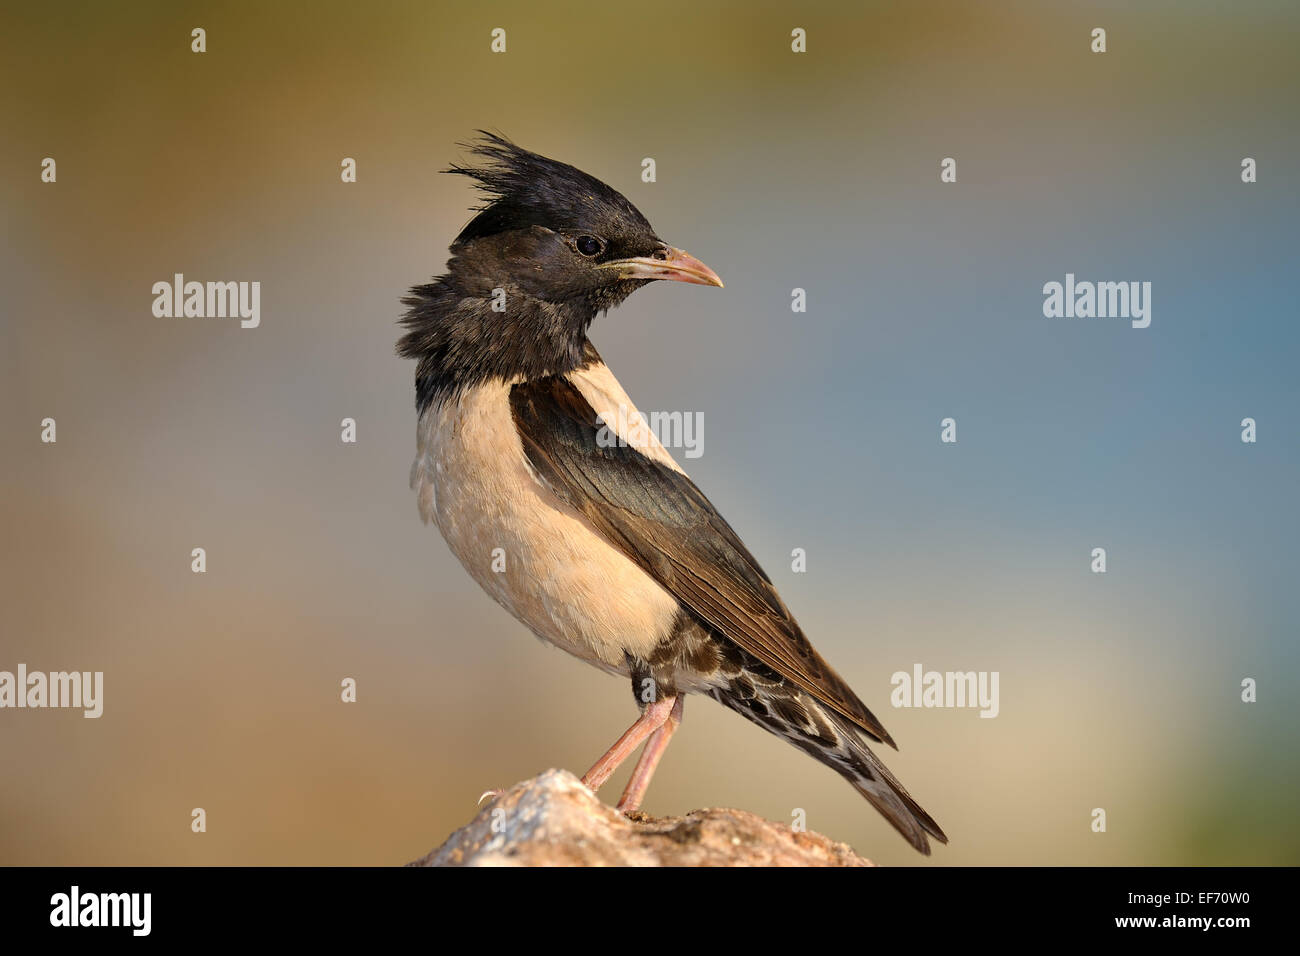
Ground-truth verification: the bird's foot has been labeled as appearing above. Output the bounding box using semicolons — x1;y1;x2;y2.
476;787;505;806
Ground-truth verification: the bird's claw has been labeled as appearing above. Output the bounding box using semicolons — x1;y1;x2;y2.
477;787;505;806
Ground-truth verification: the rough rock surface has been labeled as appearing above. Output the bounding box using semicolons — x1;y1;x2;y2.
409;769;874;867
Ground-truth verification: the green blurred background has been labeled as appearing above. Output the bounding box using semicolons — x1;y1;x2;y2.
2;1;1297;865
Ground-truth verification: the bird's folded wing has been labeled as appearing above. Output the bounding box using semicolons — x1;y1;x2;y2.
509;374;895;747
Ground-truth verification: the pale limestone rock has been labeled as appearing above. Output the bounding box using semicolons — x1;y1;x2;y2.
410;769;874;867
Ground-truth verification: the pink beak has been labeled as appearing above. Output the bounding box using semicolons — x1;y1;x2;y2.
599;246;724;287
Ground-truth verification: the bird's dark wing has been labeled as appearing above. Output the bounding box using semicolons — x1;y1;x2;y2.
509;373;896;747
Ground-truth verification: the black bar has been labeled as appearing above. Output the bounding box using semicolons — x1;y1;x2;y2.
0;866;1282;942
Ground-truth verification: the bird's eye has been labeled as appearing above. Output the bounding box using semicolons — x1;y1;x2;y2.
575;235;604;257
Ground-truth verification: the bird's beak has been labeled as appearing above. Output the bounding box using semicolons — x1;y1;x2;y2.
599;247;724;287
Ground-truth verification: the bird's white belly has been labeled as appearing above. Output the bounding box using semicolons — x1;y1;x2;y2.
411;377;680;675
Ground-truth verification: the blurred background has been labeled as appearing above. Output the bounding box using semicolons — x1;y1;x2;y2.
2;0;1297;866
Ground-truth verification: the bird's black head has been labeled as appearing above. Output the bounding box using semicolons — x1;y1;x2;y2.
398;133;722;411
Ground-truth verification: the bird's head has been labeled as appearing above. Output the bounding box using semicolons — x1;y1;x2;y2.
443;132;722;309
400;133;722;409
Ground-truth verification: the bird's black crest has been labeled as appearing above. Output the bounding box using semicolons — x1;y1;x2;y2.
446;132;652;245
399;133;658;411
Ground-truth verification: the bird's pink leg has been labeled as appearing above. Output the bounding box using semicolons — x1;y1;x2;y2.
617;696;684;813
581;694;678;794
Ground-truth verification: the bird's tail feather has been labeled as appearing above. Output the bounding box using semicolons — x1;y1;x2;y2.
710;678;947;854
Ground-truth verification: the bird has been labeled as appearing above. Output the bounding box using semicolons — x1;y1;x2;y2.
398;132;947;854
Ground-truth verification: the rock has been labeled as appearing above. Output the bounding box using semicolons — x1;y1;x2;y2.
409;769;874;867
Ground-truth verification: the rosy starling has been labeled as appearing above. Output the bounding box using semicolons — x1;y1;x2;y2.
399;134;947;853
